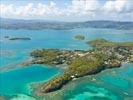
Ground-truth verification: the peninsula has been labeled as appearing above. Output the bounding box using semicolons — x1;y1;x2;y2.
30;39;133;94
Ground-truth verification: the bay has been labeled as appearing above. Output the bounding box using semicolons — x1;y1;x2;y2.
0;28;133;100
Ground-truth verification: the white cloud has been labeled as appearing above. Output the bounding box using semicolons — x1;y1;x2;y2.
0;0;133;21
103;0;133;13
64;0;100;16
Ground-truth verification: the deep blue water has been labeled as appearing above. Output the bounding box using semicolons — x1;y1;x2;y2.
0;28;133;100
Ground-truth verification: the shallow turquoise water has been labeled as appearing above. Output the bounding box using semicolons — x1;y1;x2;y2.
0;28;133;100
0;50;28;67
1;28;133;50
0;64;59;95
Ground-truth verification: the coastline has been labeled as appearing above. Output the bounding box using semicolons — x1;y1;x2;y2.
29;39;133;94
31;63;133;100
0;35;132;99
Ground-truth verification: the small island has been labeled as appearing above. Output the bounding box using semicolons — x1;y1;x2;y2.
30;39;133;94
9;37;31;40
74;34;85;40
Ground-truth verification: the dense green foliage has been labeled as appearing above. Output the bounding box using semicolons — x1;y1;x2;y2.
66;53;105;76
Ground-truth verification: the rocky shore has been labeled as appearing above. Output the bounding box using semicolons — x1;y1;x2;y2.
30;39;133;94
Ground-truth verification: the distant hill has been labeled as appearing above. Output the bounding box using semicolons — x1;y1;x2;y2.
0;18;133;30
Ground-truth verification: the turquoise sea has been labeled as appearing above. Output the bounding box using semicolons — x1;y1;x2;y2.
0;28;133;100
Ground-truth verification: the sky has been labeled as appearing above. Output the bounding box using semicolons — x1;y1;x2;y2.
0;0;133;22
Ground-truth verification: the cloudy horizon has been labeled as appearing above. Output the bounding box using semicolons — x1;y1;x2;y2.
0;0;133;22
